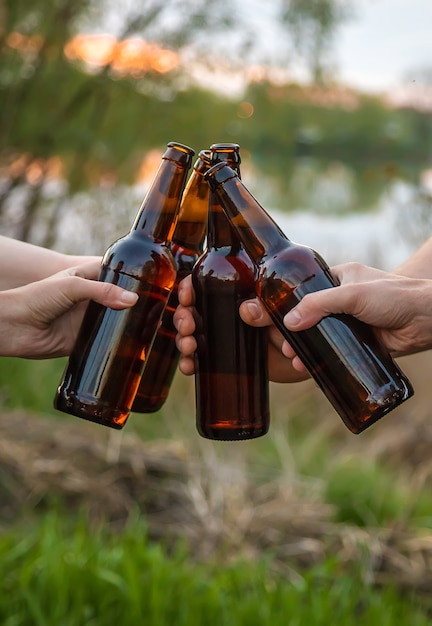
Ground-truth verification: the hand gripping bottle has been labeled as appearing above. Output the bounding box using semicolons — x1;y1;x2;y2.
192;144;270;440
54;142;194;429
131;150;212;413
205;162;413;434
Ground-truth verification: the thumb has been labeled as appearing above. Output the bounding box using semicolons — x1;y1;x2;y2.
284;289;338;331
49;262;139;310
54;274;139;311
25;266;139;325
239;298;273;327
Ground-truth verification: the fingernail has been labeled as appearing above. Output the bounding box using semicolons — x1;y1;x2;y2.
245;302;261;321
121;291;138;304
284;308;302;327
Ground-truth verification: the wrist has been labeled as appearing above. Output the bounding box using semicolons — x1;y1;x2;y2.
0;291;20;357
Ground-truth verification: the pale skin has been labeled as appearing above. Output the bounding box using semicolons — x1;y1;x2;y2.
174;237;432;382
0;235;99;290
0;236;138;359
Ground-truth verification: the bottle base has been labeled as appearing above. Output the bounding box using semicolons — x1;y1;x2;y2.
197;425;269;441
54;392;128;430
131;397;167;414
342;382;414;435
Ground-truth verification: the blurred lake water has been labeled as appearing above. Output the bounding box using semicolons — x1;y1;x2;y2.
2;157;431;271
243;157;432;271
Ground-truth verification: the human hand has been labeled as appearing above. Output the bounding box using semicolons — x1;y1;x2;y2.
0;260;138;359
280;262;432;374
177;261;432;383
174;275;307;383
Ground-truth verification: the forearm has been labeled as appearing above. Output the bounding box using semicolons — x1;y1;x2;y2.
0;236;100;290
393;237;432;278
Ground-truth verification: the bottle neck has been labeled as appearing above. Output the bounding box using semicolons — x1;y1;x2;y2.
207;166;289;264
207;148;242;250
206;191;240;249
171;152;211;252
131;151;192;243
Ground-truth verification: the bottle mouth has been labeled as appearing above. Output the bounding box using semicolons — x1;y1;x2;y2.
204;161;238;188
210;142;240;152
197;149;211;166
165;142;195;165
210;143;241;166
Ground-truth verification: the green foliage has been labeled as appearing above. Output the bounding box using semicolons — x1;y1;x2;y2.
241;80;432;165
0;356;66;416
1;0;431;246
0;512;429;625
0;0;237;188
2;0;430;192
324;460;409;526
325;458;432;529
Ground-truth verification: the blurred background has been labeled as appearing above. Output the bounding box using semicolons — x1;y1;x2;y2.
1;0;432;623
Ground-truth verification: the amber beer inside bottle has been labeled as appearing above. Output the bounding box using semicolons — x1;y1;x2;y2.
204;162;413;434
193;248;270;440
131;150;212;413
54;142;194;429
56;268;173;427
192;144;270;440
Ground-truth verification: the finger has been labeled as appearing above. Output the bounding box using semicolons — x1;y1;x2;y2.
175;334;197;357
177;275;195;306
330;262;387;286
239;299;273;327
280;341;309;374
59;260;103;281
281;339;296;359
267;328;310;379
173;304;196;336
290;355;309;374
267;325;285;352
56;275;138;310
64;262;139;309
283;288;350;331
178;355;196;376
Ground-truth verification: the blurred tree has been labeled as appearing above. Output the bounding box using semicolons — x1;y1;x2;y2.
0;0;356;245
0;0;239;243
280;0;353;84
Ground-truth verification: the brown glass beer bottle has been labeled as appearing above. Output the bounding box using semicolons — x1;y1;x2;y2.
205;162;414;434
131;150;212;413
54;142;195;429
192;144;270;440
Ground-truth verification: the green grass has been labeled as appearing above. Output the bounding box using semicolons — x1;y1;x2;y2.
2;359;432;624
0;357;66;418
0;512;429;626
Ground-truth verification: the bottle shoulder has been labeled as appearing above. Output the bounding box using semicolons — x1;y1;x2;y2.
258;242;337;292
104;233;173;258
195;245;255;268
103;233;176;278
193;245;256;283
260;242;328;272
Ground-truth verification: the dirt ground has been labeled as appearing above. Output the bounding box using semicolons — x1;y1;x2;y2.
1;351;432;594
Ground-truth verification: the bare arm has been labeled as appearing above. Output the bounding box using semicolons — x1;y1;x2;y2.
394;236;432;278
0;235;100;290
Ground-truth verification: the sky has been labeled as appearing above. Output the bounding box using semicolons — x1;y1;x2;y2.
199;0;432;100
334;0;432;92
100;0;432;99
239;0;432;95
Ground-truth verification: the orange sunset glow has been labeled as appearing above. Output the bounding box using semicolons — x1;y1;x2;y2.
64;34;180;76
